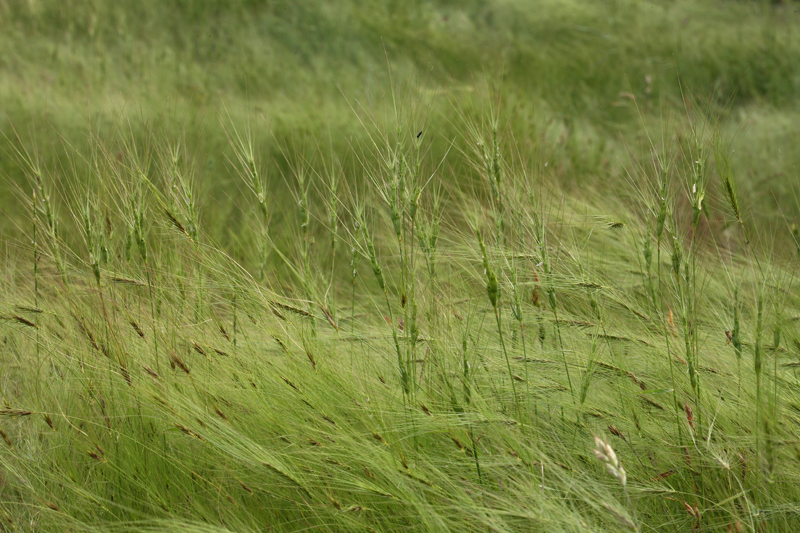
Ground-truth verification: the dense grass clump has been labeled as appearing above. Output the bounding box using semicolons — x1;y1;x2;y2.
2;1;800;532
1;98;800;531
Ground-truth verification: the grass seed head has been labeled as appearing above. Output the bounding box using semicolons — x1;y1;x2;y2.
359;217;385;292
476;229;498;308
656;167;668;241
731;287;742;359
671;235;682;277
714;136;741;224
593;436;626;487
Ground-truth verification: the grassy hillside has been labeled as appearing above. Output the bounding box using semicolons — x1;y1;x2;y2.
2;1;800;532
3;0;800;234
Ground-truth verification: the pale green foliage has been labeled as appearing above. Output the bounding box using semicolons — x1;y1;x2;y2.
1;2;800;532
1;106;799;532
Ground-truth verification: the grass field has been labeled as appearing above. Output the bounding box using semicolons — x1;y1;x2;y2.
2;1;800;531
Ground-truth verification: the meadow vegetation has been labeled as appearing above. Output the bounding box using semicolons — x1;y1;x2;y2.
1;0;800;531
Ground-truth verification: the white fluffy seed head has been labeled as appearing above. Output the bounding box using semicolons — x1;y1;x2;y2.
593;436;626;487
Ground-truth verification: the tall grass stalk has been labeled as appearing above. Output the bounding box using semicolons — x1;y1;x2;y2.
754;289;764;510
687;136;706;433
164;143;204;323
405;133;424;394
544;237;574;402
732;286;743;395
350;241;359;336
357;206;408;397
481;121;506;246
527;177;574;401
325;155;340;328
296;167;314;321
477;228;519;421
418;191;440;329
456;308;483;485
31;179;41;400
223;121;270;280
652;148;683;442
131;181;159;374
769;304;782;483
510;254;529;426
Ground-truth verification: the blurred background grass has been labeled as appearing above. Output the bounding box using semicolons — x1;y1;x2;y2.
2;0;800;247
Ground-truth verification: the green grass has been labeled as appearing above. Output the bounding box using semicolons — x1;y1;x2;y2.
3;0;800;235
2;1;800;531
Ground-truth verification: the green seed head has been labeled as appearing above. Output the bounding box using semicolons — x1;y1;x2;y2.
590;294;600;320
485;269;498;308
409;302;419;344
360;223;385;292
259;201;269;227
547;288;556;310
656;192;667;241
671;236;682;277
476;229;499;308
350;246;359;283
